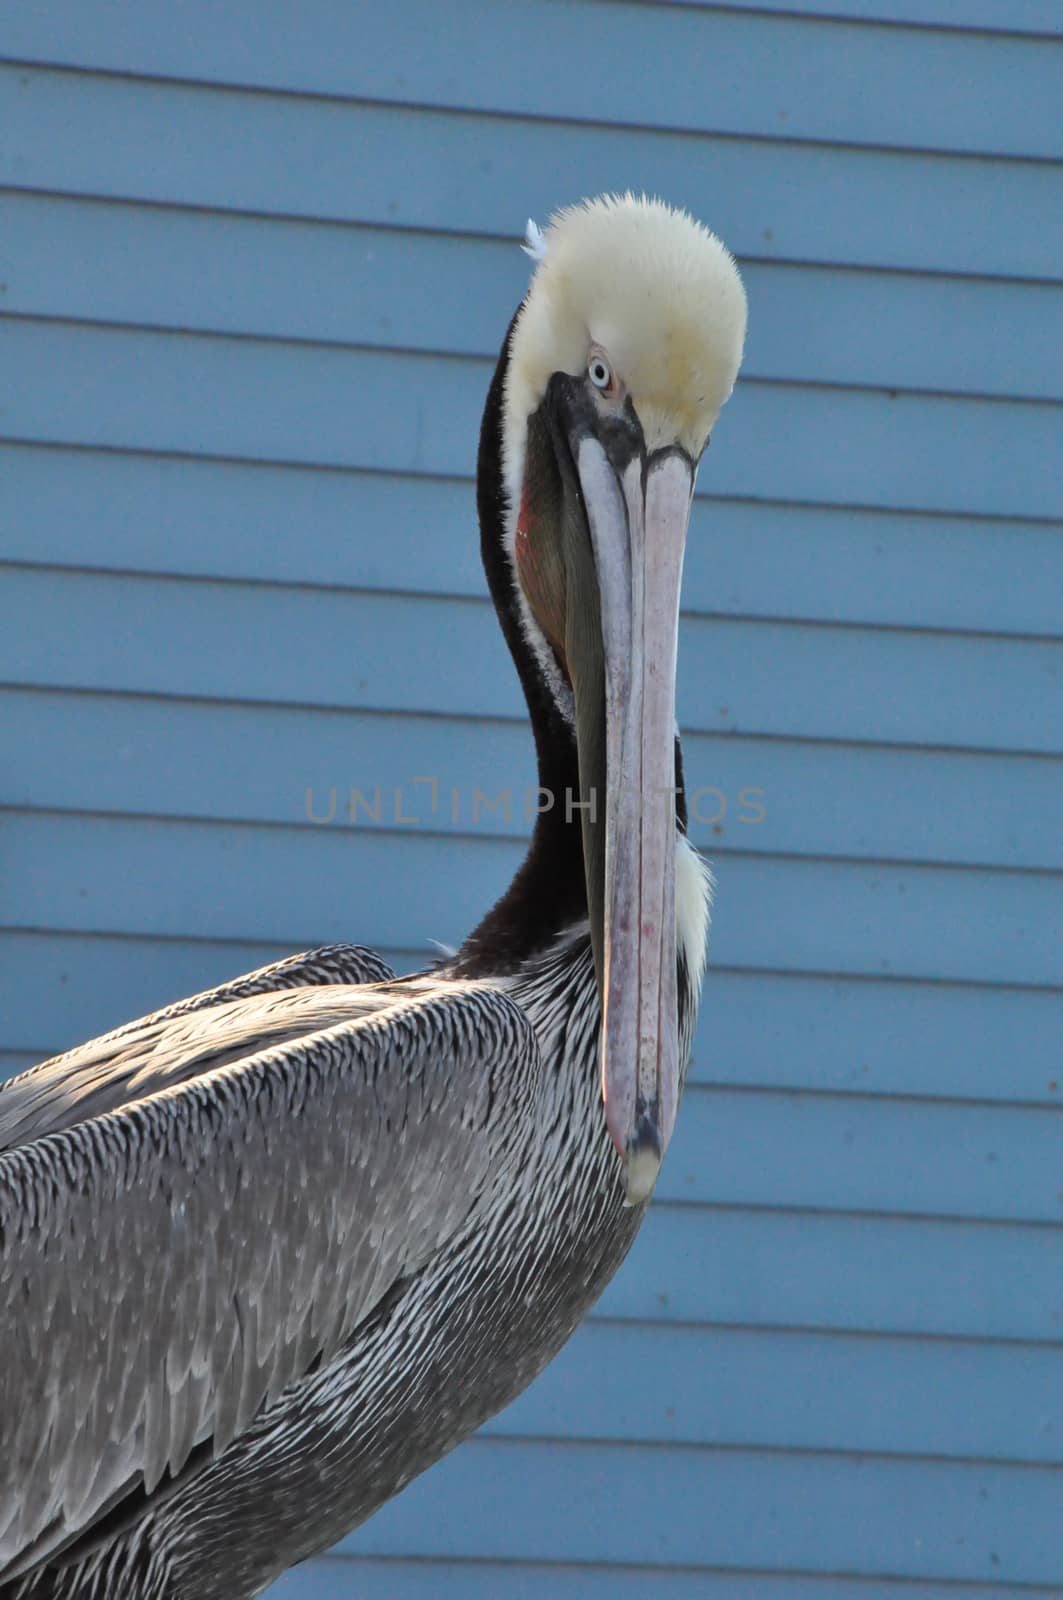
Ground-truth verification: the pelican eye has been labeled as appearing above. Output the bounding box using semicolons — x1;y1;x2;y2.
588;354;613;392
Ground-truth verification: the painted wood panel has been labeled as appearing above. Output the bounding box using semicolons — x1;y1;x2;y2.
7;194;1063;402
613;1206;1063;1344
675;0;1056;34
4;445;1060;637
338;1437;1063;1586
0;1052;36;1079
273;1559;1063;1600
6;319;1060;519
3;66;1061;279
2;4;1060;1593
484;1319;1063;1461
4;566;1060;752
4;810;1060;987
5;689;1060;872
671;1087;1063;1223
679;0;1063;36
2;0;1061;159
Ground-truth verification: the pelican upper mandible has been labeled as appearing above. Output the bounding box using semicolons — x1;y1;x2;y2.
0;193;747;1599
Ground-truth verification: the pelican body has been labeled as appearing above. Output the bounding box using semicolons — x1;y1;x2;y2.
0;196;746;1598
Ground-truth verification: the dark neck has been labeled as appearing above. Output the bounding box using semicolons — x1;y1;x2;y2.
455;314;689;979
455;312;585;976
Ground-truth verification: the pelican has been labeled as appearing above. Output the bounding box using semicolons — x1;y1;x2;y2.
0;194;746;1599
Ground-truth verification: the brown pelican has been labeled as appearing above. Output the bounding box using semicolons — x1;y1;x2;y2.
0;194;746;1599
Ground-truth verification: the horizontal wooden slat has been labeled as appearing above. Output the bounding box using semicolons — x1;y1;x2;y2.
488;1319;1063;1461
5;320;1061;522
4;690;1060;874
683;0;1063;35
611;1206;1063;1344
0;1051;37;1080
4;931;1060;1109
3;446;1060;638
0;933;301;1063
669;1086;1063;1223
2;67;1060;280
340;1436;1063;1584
273;1557;1063;1600
0;690;1055;869
2;812;1059;988
0;447;485;600
705;970;1063;1105
3;568;1060;754
4;194;1062;402
2;0;1060;159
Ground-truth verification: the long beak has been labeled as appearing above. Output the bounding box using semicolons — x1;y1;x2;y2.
565;433;694;1204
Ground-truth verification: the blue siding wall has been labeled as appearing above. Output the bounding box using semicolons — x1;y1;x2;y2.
2;3;1061;1594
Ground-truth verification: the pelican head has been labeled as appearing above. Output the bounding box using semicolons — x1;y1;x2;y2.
501;193;747;1203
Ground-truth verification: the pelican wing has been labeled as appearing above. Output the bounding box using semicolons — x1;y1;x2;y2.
0;975;536;1580
0;944;396;1154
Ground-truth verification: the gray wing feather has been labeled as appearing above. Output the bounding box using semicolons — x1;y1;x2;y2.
0;979;537;1580
0;944;396;1155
